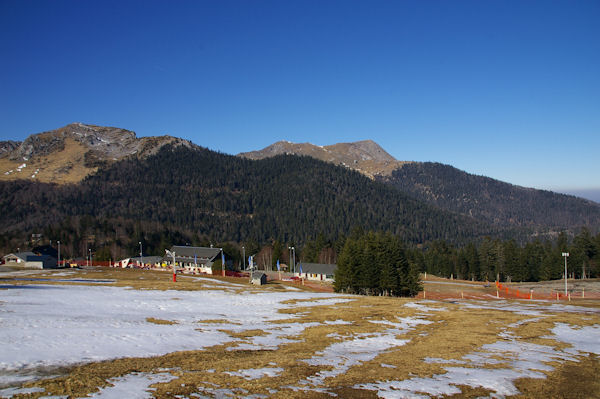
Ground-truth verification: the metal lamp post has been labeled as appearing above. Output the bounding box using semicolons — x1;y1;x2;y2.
242;246;245;270
562;252;569;296
139;241;143;268
165;249;177;282
221;248;225;277
57;240;60;268
288;246;295;274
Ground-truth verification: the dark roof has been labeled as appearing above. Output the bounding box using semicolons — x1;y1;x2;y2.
299;263;337;275
26;255;56;262
168;246;221;261
251;272;267;279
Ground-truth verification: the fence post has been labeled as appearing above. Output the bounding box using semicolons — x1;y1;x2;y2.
530;289;533;300
582;288;585;299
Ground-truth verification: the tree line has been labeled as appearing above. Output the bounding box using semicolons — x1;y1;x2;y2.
412;229;599;282
334;230;421;297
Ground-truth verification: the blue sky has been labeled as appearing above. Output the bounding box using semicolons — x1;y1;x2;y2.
1;0;598;199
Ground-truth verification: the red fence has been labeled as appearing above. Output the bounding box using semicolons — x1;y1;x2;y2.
495;281;597;300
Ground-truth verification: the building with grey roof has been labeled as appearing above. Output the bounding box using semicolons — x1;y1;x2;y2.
164;245;222;275
296;262;337;282
2;252;57;269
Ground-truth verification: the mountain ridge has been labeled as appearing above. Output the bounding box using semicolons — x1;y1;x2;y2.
238;139;408;178
2;124;598;233
381;162;600;228
240;139;600;230
0;123;194;184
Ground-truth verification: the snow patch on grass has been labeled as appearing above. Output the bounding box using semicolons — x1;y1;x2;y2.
296;316;431;392
0;284;345;385
224;367;284;380
550;323;600;354
355;317;595;398
0;386;45;398
88;371;178;398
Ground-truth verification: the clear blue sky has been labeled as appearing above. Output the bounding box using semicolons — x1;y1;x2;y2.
1;0;599;198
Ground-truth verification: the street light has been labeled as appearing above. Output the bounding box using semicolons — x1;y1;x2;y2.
165;249;177;282
562;252;569;296
57;240;61;268
139;241;143;268
288;246;295;274
242;246;245;270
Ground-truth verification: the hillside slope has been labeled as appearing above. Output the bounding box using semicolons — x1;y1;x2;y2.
0;146;492;254
241;139;599;231
382;162;600;229
0;123;193;184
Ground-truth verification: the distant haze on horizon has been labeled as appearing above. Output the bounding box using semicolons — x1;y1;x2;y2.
1;1;598;198
555;189;600;204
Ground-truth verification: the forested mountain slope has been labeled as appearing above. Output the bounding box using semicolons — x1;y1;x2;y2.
382;162;600;229
0;146;494;256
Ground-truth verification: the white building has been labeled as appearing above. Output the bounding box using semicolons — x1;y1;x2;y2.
163;245;222;275
296;263;336;282
2;252;57;269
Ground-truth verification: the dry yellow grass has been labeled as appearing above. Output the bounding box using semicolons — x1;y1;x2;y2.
2;268;600;398
0;139;97;184
146;317;178;325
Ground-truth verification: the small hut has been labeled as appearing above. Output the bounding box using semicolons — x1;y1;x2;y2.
251;271;267;285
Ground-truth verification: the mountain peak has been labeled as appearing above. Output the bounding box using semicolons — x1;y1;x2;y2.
238;139;407;178
0;123;193;184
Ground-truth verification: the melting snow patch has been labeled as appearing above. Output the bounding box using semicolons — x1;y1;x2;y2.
194;386;250;397
324;319;352;325
88;371;177;398
404;302;446;313
460;300;600;316
550;323;600;354
296;316;431;389
300;333;410;386
355;321;589;398
224;367;283;380
0;386;45;398
0;284;344;385
181;276;245;287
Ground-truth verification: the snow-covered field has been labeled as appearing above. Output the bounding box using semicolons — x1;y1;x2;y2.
1;270;599;398
0;283;348;387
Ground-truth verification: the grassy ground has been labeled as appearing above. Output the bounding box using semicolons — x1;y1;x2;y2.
1;268;599;398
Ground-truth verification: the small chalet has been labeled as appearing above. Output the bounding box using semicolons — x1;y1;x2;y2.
296;263;337;282
163;245;222;274
2;252;57;269
251;271;267;285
